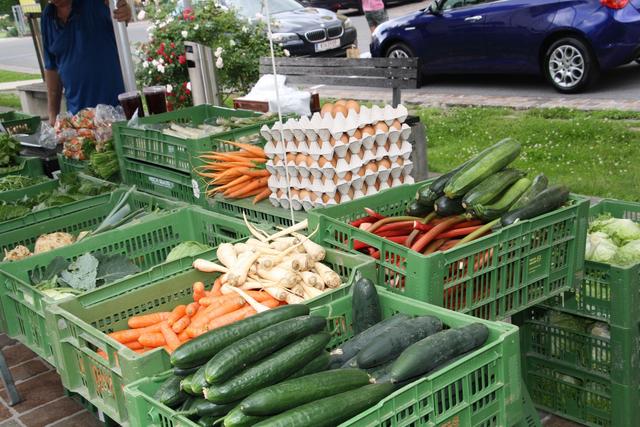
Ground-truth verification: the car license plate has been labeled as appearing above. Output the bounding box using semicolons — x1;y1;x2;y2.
315;39;341;52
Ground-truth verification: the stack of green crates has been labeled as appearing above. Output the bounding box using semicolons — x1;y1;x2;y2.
0;156;44;178
308;180;590;321
45;245;375;425
515;199;640;427
0;111;41;135
123;287;522;427
112;105;275;207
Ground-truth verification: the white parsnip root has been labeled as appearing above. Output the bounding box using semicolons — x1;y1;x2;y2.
314;262;341;289
216;243;237;269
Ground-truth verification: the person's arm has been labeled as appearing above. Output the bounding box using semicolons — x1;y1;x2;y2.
45;70;63;126
103;0;132;23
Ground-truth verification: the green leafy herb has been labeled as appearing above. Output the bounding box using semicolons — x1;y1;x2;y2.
59;253;99;291
30;256;70;284
0;134;20;167
94;253;141;284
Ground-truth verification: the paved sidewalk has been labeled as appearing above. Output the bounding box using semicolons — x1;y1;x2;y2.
313;86;640;111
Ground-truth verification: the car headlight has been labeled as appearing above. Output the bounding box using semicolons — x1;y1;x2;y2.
343;17;352;28
270;33;300;43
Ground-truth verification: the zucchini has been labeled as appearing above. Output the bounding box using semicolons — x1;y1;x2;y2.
190;364;209;396
171;304;309;368
406;200;433;217
473;177;531;221
154;374;187;408
253;383;396;427
352;277;382;335
240;369;371;416
434;196;464;217
204;333;330;404
390;323;489;383
174;366;199;377
444;138;521;198
224;405;267;427
511;173;548;210
341;355;359;369
357;316;443;369
367;361;393;383
329;314;411;368
500;185;570;227
205;316;326;384
288;351;331;379
416;161;469;207
178;398;238;417
461;169;525;210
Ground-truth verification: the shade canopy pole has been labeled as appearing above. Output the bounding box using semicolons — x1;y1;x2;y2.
109;0;137;92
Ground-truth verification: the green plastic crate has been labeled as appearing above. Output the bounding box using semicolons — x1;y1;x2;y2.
307;180;590;321
544;199;640;328
514;385;542;427
123;287;521;427
46;246;375;425
0;176;57;203
112;105;273;174
0;207;252;364
0;111;41;135
57;153;90;174
0;157;44;178
208;194;308;228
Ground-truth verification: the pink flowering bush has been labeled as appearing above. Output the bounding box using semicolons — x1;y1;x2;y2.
136;3;281;109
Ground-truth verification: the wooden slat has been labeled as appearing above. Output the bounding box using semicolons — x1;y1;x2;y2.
258;65;417;79
282;75;417;89
259;57;419;69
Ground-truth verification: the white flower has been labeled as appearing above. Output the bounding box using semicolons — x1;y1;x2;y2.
181;30;188;38
283;49;290;57
147;24;155;33
166;84;173;93
159;57;165;64
186;82;192;91
214;47;223;58
241;25;248;33
194;24;199;30
137;10;146;20
142;61;149;69
215;57;224;69
255;12;264;20
229;39;236;47
157;64;165;73
151;59;159;67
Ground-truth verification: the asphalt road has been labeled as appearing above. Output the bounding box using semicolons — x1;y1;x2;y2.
1;1;639;101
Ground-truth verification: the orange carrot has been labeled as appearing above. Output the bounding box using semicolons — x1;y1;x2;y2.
178;329;190;342
187;300;246;337
186;302;200;317
193;281;206;302
253;188;271;204
128;312;170;329
125;341;144;350
163;346;174;354
161;322;181;351
211;278;223;296
167;305;187;326
207;299;279;330
97;350;108;360
134;348;150;354
108;322;164;343
226;178;268;198
198;296;218;307
172;315;191;334
211;175;252;193
138;332;166;348
225;141;265;157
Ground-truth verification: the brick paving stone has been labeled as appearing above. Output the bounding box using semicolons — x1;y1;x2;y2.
47;410;104;427
2;345;37;370
0;420;23;427
0;335;17;349
17;397;83;427
0;401;12;423
9;361;50;384
0;372;64;413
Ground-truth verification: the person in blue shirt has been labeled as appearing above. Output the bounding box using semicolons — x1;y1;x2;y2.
42;0;132;124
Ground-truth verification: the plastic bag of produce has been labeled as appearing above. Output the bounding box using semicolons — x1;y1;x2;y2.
242;74;311;116
72;108;96;129
585;232;618;263
39;122;58;149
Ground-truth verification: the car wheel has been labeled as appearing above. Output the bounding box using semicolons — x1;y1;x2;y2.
386;42;414;59
544;37;598;94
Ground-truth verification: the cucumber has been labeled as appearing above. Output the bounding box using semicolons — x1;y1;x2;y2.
253;383;396;427
367;361;393;383
416;162;469;207
329;314;411;368
240;369;371;416
390;323;489;383
174;366;199;377
205;316;326;384
288;351;331;379
198;416;217;427
356;316;443;369
154;374;187;408
181;374;196;395
445;138;521;198
434;196;464;217
406;200;433;217
204;333;330;404
461;169;525;210
178;398;238;417
473;177;531;221
171;304;309;368
500;185;570;227
224;405;267;427
511;173;548;210
191;364;209;396
352;278;382;335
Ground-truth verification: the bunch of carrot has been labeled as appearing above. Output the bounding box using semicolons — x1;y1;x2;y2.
350;208;492;257
196;141;271;204
105;279;282;357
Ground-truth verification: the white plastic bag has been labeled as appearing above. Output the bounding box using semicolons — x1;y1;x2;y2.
243;74;311;117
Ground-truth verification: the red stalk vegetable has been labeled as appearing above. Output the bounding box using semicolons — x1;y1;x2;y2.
423;239;447;255
411;216;466;253
350;216;377;227
434;226;483;240
367;216;422;235
375;221;415;234
364;208;386;220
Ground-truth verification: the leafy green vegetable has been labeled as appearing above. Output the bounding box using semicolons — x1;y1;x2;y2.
0;134;20;167
0;203;30;221
59;253;99;291
30;256;70;285
94;253;141;284
585;232;617;263
0;175;47;191
601;218;640;246
165;241;212;263
612;240;640;267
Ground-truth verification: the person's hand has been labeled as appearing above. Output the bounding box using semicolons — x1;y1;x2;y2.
105;0;132;23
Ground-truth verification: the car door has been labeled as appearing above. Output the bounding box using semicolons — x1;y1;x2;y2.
416;0;496;73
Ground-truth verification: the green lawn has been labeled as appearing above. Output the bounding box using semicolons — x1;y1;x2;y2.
0;69;41;84
416;107;640;201
0;93;21;109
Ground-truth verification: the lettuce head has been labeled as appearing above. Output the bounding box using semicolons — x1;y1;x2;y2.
585;232;618;263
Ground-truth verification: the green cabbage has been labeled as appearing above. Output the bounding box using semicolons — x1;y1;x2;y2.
165;241;212;263
601;218;640;245
611;240;640;267
585;232;618;263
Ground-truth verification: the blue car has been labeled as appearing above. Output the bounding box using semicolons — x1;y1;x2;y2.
370;0;640;93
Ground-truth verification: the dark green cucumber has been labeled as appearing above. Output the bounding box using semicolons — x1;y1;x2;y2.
341;355;359;369
174;366;200;377
473;177;531;221
253;383;396;427
417;161;469;207
154;374;187;408
357;316;443;369
444;138;521;198
205;316;326;384
461;169;525;210
198;416;217;427
178;398;238;417
352;277;382;335
390;323;489;383
367;361;393;383
240;369;371;416
500;185;570;227
171;304;309;369
406;200;433;217
511;173;548;210
434;196;465;216
181;374;196;395
288;351;331;379
191;364;210;396
329;314;411;368
180;396;196;412
204;333;330;404
224;405;267;427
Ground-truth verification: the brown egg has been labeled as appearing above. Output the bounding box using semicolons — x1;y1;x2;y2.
384;142;391;151
329;137;337;146
305;156;314;167
299;190;309;199
322;194;330;203
347;188;354;199
309;192;318;202
290;188;300;198
334;193;342;203
391;119;402;130
346;100;360;113
339;134;349;144
359;183;367;194
343;171;352;181
318;157;328;168
379;158;392;169
273;155;281;163
321;103;334;117
286;153;296;163
362;125;375;136
375;122;389;133
357;168;366;177
353;129;362;139
295;153;306;165
365;163;378;173
397;158;404;166
333;105;348;118
374;181;380;190
276;189;284;197
344;152;352;163
331;157;338;168
387;177;393;186
334;100;347;107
